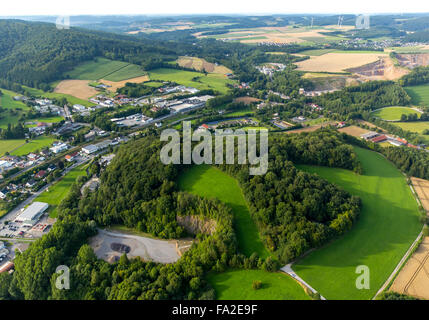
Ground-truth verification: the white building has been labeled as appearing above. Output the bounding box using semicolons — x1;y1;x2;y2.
73;104;86;112
0;241;5;250
50;143;69;154
0;160;13;172
15;202;49;227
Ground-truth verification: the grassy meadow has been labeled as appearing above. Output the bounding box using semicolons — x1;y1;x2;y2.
206;269;310;300
148;68;234;94
371;106;420;121
10;136;56;156
293;147;422;300
34;164;88;218
178;164;269;259
405;85;429;107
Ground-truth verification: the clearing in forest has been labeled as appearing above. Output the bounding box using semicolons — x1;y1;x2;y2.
178;164;269;259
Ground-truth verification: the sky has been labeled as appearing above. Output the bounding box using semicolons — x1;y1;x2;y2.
1;0;429;16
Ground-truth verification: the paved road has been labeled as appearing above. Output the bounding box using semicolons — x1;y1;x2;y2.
281;264;327;300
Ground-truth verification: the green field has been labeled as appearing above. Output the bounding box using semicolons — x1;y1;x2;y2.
405;85;429;106
0;139;26;156
0;88;31;128
371;106;420;121
178;165;269;259
148;68;234;94
206;269;310;300
10;136;56;156
34;164;88;218
294;147;422;300
26;116;64;126
64;57;146;81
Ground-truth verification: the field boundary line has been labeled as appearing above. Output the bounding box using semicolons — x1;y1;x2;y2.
99;63;131;80
373;229;424;300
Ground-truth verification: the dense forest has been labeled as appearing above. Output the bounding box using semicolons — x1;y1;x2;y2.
0;20;179;89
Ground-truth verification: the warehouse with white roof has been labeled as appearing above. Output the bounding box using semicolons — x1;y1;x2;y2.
15;202;49;227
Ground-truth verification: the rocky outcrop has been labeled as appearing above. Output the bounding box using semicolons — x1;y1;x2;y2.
176;215;217;235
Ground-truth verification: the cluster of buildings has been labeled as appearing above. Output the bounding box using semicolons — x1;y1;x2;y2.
151;95;213;114
256;63;286;77
157;85;200;95
111;114;153;128
81;137;128;155
32;99;61;115
361;131;419;149
27;122;53;136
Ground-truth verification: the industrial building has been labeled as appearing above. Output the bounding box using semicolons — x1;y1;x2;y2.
15;202;49;227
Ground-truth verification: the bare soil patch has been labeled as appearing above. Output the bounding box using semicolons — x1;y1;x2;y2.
89;229;183;264
54;80;97;100
348;57;409;81
396;53;429;69
338;125;369;138
233;97;261;105
99;75;150;92
285;122;335;134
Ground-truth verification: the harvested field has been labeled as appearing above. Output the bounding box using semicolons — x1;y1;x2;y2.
411;177;429;212
233;96;261;105
338;125;369;138
99;75;150;92
390;237;429;300
199;26;348;45
285;122;335;134
54;80;97;100
348;57;409;81
177;56;232;74
89;229;183;264
295;52;387;73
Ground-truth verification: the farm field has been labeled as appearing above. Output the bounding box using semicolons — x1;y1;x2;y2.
201;25;351;45
390;237;429;300
64;58;127;80
34;164;88;218
405;85;429;106
371;106;421;121
178;164;270;259
206;269;310;300
392;121;429;143
99;75;150;92
10;136;56;156
411;177;429;212
147;68;234;94
54;80;98;100
23;86;95;107
294;147;422;300
0;139;26;156
177;56;232;74
26;116;64;126
294;52;387;73
338;125;370;138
